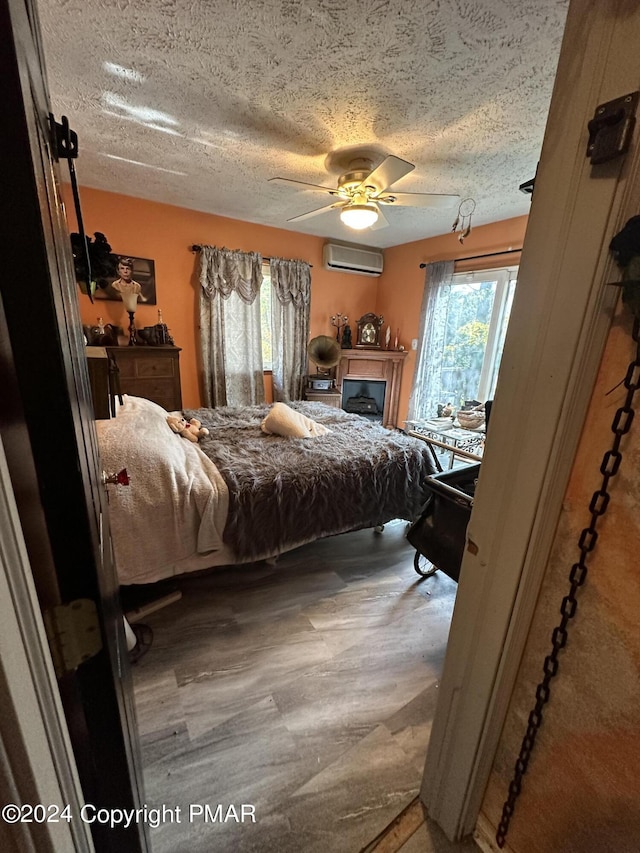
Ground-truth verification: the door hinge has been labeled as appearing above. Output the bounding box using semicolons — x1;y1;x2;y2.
43;599;102;678
48;114;79;163
587;91;638;165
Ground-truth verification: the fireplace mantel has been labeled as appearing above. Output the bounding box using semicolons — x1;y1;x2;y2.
336;349;408;429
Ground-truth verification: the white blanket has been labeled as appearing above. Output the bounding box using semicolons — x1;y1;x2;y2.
96;396;229;584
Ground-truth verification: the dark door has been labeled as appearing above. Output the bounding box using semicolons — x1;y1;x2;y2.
0;1;147;850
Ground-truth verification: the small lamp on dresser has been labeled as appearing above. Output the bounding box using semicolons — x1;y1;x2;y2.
121;292;139;346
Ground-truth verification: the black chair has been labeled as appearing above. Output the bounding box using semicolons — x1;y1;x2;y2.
408;400;493;580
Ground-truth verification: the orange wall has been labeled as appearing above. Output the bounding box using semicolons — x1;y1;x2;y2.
377;215;529;425
64;186;379;407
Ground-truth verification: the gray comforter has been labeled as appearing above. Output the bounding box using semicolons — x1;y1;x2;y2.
184;402;435;560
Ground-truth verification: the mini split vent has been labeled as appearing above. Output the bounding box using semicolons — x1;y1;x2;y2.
322;243;384;277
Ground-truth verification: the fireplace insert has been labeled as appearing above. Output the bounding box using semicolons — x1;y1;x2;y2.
345;395;379;415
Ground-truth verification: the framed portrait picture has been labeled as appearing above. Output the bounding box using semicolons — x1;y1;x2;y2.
94;255;157;305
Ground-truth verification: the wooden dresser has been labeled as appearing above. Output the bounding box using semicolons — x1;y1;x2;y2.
107;346;182;411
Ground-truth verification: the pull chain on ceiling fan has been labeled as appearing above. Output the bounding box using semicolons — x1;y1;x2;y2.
269;154;460;230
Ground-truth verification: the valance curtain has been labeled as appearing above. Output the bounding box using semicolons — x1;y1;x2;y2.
269;257;311;401
407;260;454;422
199;246;265;407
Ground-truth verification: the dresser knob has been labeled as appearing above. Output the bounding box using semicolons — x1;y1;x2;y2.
102;468;130;486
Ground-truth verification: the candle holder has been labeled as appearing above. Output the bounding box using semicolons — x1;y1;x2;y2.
121;292;139;346
330;313;348;344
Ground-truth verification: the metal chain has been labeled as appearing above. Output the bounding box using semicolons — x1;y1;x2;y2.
496;315;640;848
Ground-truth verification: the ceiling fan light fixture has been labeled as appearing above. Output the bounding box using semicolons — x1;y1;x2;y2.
340;203;379;230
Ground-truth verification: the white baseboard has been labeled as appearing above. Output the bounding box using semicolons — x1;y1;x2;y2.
473;812;516;853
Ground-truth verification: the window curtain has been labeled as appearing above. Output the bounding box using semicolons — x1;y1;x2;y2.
269;257;311;401
199;246;265;407
407;260;455;422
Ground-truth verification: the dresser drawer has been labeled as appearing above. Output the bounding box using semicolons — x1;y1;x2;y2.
115;353;176;378
119;377;176;400
135;357;176;379
115;358;137;379
107;347;182;411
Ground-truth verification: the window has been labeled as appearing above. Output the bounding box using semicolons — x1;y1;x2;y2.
414;266;517;419
260;263;272;370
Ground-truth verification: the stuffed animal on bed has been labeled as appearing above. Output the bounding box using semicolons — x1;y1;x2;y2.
166;415;210;443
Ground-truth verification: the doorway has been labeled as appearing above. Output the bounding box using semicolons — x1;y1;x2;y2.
12;0;636;850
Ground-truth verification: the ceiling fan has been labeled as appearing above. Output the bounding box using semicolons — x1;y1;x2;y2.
269;154;460;230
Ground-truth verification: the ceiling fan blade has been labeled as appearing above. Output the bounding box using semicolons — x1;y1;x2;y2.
378;191;461;210
370;204;389;230
357;155;415;194
286;200;347;223
270;177;338;194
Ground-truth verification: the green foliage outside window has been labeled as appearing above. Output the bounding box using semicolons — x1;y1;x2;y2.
439;282;494;407
443;319;490;369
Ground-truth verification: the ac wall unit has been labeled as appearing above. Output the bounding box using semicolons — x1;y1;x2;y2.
323;243;384;276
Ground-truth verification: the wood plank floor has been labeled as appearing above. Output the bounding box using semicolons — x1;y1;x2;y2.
130;520;474;853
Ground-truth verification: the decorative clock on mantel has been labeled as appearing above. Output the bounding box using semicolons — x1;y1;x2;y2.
355;313;384;348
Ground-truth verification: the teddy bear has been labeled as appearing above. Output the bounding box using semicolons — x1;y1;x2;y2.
166;415;209;443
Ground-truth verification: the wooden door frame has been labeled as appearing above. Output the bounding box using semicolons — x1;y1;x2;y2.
0;440;94;853
421;0;640;839
1;0;147;850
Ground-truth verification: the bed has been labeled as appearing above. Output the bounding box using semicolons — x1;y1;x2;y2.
96;395;436;585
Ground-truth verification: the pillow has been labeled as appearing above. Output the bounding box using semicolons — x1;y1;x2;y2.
117;394;170;422
261;402;330;438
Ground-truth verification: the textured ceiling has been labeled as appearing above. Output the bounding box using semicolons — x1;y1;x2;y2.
38;0;569;249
